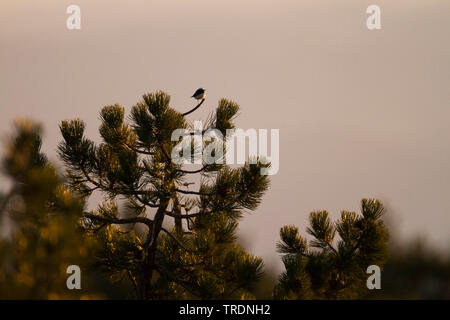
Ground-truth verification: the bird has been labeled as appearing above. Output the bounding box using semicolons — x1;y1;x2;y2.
191;88;206;100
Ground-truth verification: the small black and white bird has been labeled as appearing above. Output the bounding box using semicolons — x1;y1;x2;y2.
191;88;206;100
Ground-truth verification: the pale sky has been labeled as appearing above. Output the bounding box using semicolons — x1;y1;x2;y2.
1;0;450;272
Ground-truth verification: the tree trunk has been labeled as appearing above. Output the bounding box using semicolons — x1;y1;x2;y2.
142;201;168;299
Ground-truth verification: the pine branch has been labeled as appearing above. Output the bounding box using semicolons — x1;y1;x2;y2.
182;98;205;117
154;263;202;297
127;269;139;297
124;142;154;155
175;188;211;196
165;210;215;219
161;227;191;252
83;212;153;229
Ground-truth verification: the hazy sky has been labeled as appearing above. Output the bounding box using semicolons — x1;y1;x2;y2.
1;0;450;272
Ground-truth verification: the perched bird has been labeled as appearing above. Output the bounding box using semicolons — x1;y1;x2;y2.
191;88;206;100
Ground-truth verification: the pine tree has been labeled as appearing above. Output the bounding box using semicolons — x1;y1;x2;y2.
58;91;270;299
0;120;109;299
274;199;389;299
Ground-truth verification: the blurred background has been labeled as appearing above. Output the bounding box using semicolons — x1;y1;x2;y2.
1;0;449;298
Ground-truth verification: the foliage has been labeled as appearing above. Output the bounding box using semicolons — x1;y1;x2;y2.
58;91;270;299
0;92;397;300
274;199;389;299
0;120;113;299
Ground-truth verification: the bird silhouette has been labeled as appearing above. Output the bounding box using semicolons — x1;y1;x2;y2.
191;88;206;100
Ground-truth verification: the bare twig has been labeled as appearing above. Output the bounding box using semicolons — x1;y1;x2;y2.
175;188;211;196
182;99;205;117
